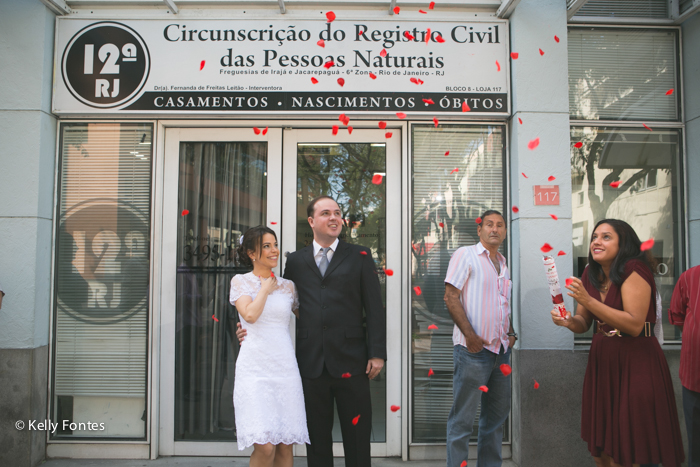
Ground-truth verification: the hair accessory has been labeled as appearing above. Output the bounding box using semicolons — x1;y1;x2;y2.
239;235;244;245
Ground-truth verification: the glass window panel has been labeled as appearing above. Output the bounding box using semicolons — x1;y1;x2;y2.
174;141;267;441
296;142;387;442
574;0;669;18
570;127;683;342
411;124;506;443
52;123;152;439
568;28;679;122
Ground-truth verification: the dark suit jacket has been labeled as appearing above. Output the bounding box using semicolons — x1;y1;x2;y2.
283;240;386;379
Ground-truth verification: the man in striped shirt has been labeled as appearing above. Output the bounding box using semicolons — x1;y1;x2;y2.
669;264;700;467
444;210;516;467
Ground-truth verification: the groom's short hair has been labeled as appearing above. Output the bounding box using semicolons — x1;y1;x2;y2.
307;196;337;218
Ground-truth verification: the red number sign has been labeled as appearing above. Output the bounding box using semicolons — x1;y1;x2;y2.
534;185;559;206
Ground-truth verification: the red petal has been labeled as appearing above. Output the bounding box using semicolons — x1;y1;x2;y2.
317;39;325;48
360;251;367;256
352;414;361;425
253;127;261;135
324;60;335;69
565;278;574;287
557;250;566;256
332;125;339;135
512;206;519;213
554;35;560;43
479;385;489;393
393;6;400;14
396;112;407;119
428;324;438;330
528;138;540;150
438;222;445;228
337;78;345;87
436;35;445;43
510;52;519;59
380;49;388;58
270;221;277;225
339;113;346;123
378;121;387;129
540;243;553;253
550;214;558;220
500;363;512;376
410;77;419;84
450;168;459;174
262;127;268;135
534;380;540;389
475;217;482;224
428;368;434;376
385;132;393;138
200;60;206;70
425;28;431;44
496;60;501;71
521;172;528;178
433;117;439;127
640;238;655;251
643;123;653;131
518;117;523;124
547;175;556;181
666;89;674;95
422;98;435;105
404;31;414;40
574;141;583;148
270;271;274;276
311;77;319;84
461;462;468;467
462;101;471;112
419;9;427;13
372;174;383;184
348;126;353;134
413;286;422;296
609;181;622;188
429;1;436;9
444;151;450;156
326;11;336;22
181;209;190;216
384;268;394;276
539;48;545;56
390;405;401;412
212;314;219;322
342;372;352;378
369;72;377;79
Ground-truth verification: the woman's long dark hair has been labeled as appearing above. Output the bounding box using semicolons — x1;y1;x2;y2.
587;219;656;290
236;225;277;269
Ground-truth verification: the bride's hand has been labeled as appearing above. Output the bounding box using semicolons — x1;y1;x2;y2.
236;322;247;343
259;275;277;295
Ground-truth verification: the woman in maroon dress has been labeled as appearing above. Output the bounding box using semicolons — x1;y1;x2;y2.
551;219;684;467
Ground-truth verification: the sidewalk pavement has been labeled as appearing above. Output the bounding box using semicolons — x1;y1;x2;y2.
39;457;519;467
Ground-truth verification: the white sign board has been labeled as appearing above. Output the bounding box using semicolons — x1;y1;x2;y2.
53;18;510;116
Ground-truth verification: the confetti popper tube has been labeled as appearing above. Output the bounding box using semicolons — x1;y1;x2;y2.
543;255;567;318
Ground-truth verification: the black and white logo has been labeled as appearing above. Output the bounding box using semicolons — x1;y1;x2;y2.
62;22;150;108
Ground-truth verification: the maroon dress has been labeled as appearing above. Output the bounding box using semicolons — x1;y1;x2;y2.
580;259;684;467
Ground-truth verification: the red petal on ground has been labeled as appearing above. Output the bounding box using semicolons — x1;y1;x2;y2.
396;112;407;119
429;1;436;9
360;251;367;256
541;243;553;253
539;48;545;56
479;385;489;393
423;98;435;104
324;60;335;69
643;123;653;131
512;206;519;213
436;35;445;43
212;314;219;322
311;77;319;84
574;141;583;148
557;250;566;256
428;324;438;330
550;214;558;220
500;364;512;376
200;60;205;70
450;168;459;174
554;35;560;42
181;209;190;216
496;60;501;71
390;405;401;412
317;39;325;48
372;174;383;184
444;151;450;156
419;9;427;13
262;127;268;135
640;238;655;251
348;126;353;134
528;138;540;150
332;125;339;135
548;175;556;181
384;268;394;276
342;372;352;378
337;78;345;87
380;48;388;57
413;286;422;296
565;278;574;287
326;11;336;22
609;181;622;188
521;172;528;178
518;117;523;124
475;217;482;224
534;380;540;389
462;101;471;112
385;132;393;138
378;121;387;129
433;117;439;127
369;72;377;79
253;127;261;135
352;415;361;425
428;368;434;376
511;52;519;59
393;6;400;14
666;89;674;95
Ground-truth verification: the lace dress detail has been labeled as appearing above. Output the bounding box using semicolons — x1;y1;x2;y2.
229;272;309;449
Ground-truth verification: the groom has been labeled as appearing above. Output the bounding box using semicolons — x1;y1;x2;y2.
285;196;386;467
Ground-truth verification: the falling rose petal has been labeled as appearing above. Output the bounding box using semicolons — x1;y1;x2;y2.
438;222;444;228
496;60;501;71
369;72;377;79
396;112;407;119
385;132;393;138
404;31;414;40
433;117;439;127
418;79;424;84
212;314;219;322
380;48;388;58
413;286;422;296
436;35;445;43
372;174;384;184
574;141;583;148
393;6;400;14
539;48;545;56
479;385;489;393
378;121;387;129
511;52;519;59
326;11;336;22
640;238;655;251
475;217;482;224
642;123;653;131
332;125;339;135
270;221;277;225
410;77;419;85
253;127;261;135
666;89;674;95
512;206;519;213
428;368;434;377
528;138;540;150
554;35;560;42
557;250;566;256
541;243;553;253
317;39;325;48
429;1;436;9
337;78;345;87
550;214;558;220
462;101;471;112
521;172;528;178
200;60;206;70
518;117;523;124
444;151;450;156
324;60;335;69
360;251;367;256
271;271;275;277
348;126;353;134
547;175;556;181
423;98;435;105
534;380;540;389
342;372;352;378
565;278;574;287
181;209;190;216
339;113;347;123
428;324;438;330
461;462;468;467
390;405;401;412
450;168;459;174
384;268;394;276
311;77;319;84
352;415;361;425
262;127;268;135
609;181;622;188
425;28;431;44
419;9;427;14
500;363;512;376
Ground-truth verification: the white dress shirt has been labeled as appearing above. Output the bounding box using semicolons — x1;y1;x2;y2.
313;238;339;268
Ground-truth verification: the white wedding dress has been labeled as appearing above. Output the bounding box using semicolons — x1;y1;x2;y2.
229;272;310;450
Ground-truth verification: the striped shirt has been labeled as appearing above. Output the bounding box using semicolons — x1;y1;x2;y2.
669;265;700;392
444;242;512;354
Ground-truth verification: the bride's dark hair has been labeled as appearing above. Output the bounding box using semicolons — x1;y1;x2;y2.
236;226;277;269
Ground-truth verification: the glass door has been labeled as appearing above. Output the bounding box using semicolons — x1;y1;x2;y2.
281;129;402;457
159;127;282;456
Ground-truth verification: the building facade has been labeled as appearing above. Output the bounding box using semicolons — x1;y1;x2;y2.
1;0;699;465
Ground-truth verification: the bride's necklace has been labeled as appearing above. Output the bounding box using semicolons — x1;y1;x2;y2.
599;278;611;293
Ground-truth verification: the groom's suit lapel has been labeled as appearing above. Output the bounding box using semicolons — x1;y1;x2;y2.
302;245;323;280
300;240;351;279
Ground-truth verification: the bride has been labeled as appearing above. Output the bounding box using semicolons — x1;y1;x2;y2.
229;226;309;466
